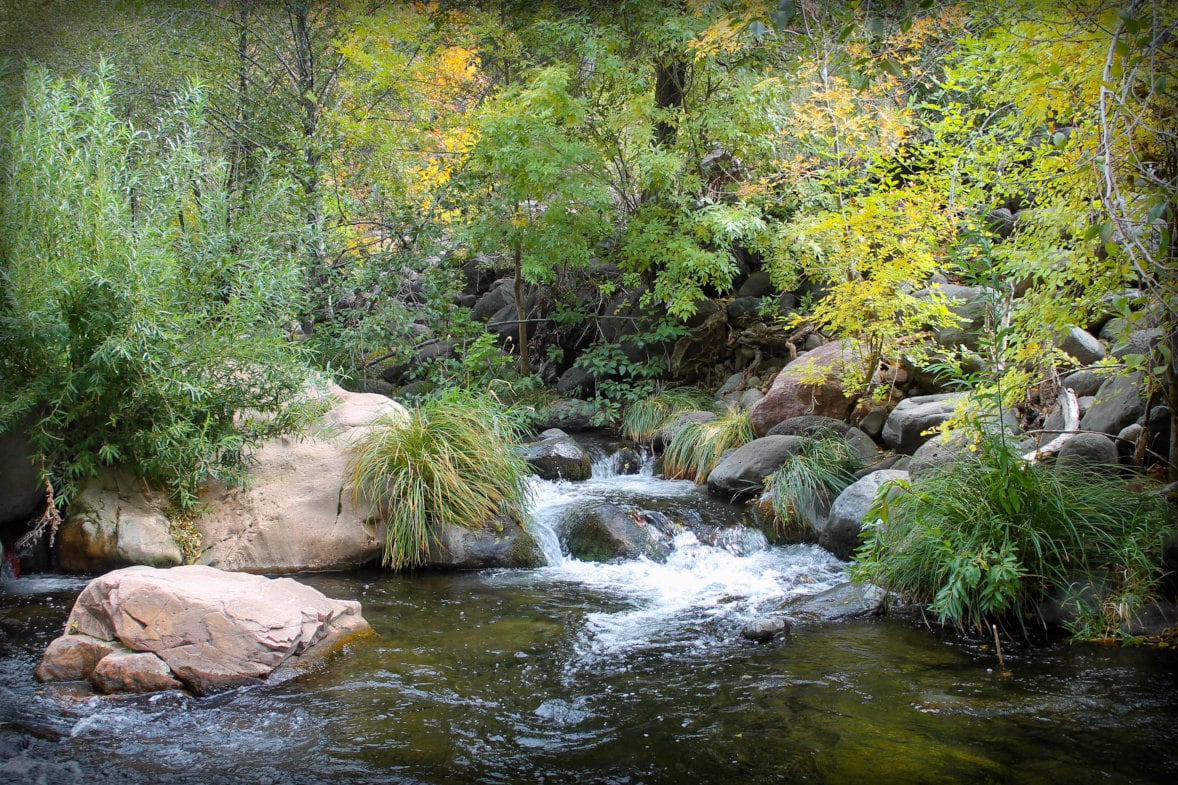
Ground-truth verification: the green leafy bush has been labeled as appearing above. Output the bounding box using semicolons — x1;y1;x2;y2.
0;69;313;510
765;433;864;537
347;392;532;570
621;386;714;443
852;433;1175;638
662;406;755;483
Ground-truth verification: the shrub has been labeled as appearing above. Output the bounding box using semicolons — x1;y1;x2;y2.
620;386;714;444
347;392;532;570
765;432;864;537
851;432;1175;638
662;406;755;483
0;69;313;510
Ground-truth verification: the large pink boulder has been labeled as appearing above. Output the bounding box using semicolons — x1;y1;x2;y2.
749;340;860;436
36;564;371;695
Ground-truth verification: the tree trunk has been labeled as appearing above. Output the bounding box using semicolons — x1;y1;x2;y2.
513;236;530;376
653;53;688;148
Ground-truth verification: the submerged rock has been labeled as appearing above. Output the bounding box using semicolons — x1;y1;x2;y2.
35;565;372;695
740;616;791;643
784;581;887;622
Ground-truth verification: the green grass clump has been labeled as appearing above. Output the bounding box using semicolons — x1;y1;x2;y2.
621;386;715;444
348;391;531;570
766;432;864;537
662;406;755;483
851;433;1175;638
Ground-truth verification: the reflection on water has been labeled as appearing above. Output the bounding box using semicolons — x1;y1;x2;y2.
2;442;1177;784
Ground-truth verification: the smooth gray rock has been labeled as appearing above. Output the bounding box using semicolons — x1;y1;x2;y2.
1056;326;1106;365
766;415;851;438
519;430;592;481
784;581;887;622
563;503;670;562
881;393;967;455
1079;373;1146;436
706;435;810;502
425;517;544;569
1062;369;1106;398
1110;328;1164;361
908;431;977;481
818;470;909;560
1055;433;1119;474
740;616;791;642
737;271;774;298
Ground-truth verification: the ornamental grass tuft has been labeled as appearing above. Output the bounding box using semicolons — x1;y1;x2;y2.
766;432;864;536
661;406;755;483
348;392;531;571
851;432;1175;639
621;386;715;444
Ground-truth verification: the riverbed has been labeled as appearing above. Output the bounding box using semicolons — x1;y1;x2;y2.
2;444;1177;784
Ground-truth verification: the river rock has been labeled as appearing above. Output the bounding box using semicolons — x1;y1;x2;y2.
1056;326;1106;365
908;431;976;481
749;341;859;436
1055;432;1118;474
784;581;887;622
33;634;116;682
1079;372;1146;437
740;616;791;643
91;652;185;694
563;503;671;562
1062;369;1106;398
425;516;544;569
194;383;407;573
55;471;183;573
706;435;810;502
766;415;852;438
36;565;371;695
519;429;592;481
819;470;909;560
881;393;966;455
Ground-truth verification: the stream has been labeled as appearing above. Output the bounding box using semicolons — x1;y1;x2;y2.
2;438;1177;784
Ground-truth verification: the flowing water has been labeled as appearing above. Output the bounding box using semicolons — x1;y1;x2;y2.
2;439;1177;784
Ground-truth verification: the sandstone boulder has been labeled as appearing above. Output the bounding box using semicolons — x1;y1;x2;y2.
36;565;371;695
195;383;407;573
56;471;183;573
749;341;859;436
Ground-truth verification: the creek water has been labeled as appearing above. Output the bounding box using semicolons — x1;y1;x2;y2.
2;439;1177;784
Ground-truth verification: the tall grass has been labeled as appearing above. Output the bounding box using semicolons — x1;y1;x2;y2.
852;433;1174;638
766;433;864;537
620;386;715;443
662;406;755;483
348;392;531;570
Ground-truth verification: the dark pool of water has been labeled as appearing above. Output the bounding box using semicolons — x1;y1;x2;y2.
3;567;1177;785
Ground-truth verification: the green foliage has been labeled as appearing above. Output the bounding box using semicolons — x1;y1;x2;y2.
347;391;532;571
0;69;313;509
765;433;864;536
621;386;715;443
662;406;755;483
852;433;1175;638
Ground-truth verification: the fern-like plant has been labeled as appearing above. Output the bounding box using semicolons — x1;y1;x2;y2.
852;433;1174;639
348;392;531;570
621;386;715;443
766;432;864;538
661;406;755;483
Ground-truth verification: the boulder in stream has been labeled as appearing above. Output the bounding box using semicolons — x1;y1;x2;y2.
518;429;593;481
563;503;672;562
35;564;372;695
